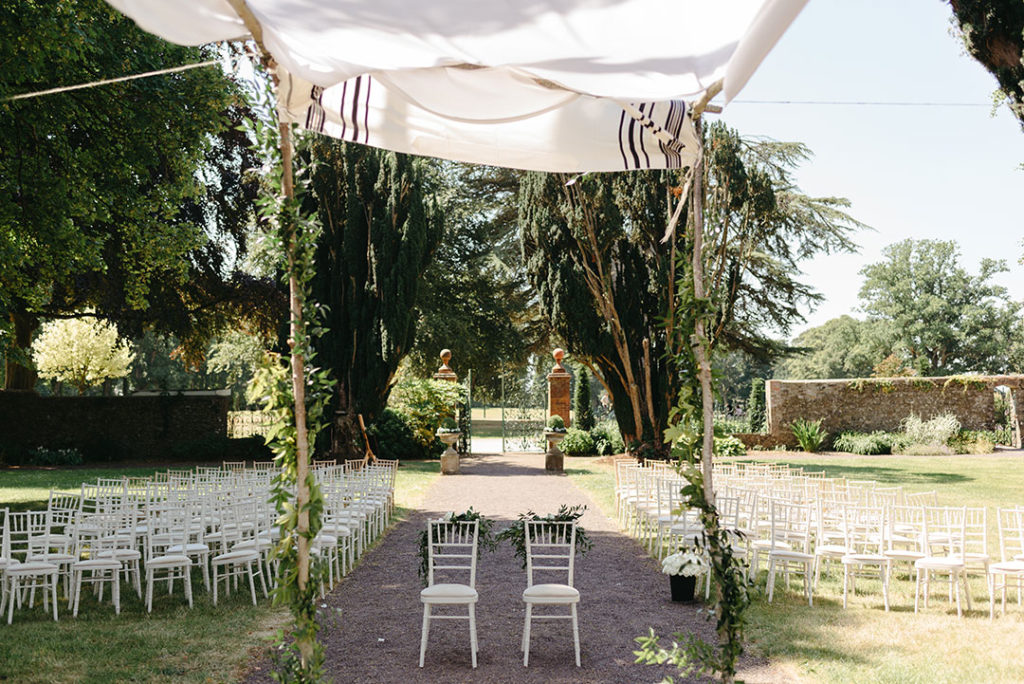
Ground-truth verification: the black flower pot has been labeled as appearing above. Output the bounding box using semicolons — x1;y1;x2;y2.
670;574;697;603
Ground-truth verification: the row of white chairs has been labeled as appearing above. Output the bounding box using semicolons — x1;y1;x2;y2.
615;459;1024;618
0;458;397;624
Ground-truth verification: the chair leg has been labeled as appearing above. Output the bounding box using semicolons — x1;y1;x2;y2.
914;568;921;613
572;603;581;667
468;603;478;669
963;572;972;611
247;564;258;606
113;573;121;616
184;568;193;609
418;604;431;668
51;576;58;621
146;570;154;613
522;603;533;666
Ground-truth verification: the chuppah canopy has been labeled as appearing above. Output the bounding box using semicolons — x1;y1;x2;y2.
106;0;807;172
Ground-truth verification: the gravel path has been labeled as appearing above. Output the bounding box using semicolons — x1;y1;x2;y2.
247;452;774;683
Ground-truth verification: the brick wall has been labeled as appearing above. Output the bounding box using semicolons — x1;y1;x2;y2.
764;375;1024;447
0;392;229;461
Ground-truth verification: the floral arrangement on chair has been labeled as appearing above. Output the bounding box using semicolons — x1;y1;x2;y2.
661;549;709;577
417;508;496;585
497;504;592;568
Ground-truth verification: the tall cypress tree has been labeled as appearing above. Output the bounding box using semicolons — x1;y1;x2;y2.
573;362;595;431
308;139;441;456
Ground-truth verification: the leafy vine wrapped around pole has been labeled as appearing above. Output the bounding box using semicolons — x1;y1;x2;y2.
228;1;333;679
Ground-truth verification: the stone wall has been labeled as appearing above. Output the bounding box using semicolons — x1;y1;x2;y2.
764;375;1024;447
0;391;230;461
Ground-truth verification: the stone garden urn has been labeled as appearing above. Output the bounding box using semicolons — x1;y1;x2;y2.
438;430;461;474
544;430;566;472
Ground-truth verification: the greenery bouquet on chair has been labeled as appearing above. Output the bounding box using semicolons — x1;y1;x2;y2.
498;504;593;567
662;549;708;602
417;508;496;585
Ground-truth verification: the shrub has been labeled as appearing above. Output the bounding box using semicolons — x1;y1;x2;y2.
832;431;902;455
589;420;624;455
949;429;997;455
747;378;766;433
388;378;466;456
368;408;440;460
900;413;960;448
790;418;826;453
546;414;566;431
713;435;746;458
26;447;84;466
560;428;596;456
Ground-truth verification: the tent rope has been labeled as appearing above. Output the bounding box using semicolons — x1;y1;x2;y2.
1;60;220;102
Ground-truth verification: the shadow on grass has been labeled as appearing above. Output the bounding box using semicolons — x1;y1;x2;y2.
752;461;972;486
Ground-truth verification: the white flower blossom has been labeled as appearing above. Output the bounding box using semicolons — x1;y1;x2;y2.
661;549;708;577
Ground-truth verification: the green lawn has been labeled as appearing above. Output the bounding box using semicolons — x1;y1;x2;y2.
0;459;440;683
567;453;1024;684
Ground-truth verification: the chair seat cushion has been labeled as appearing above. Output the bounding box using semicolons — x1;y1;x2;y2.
148;554;191;567
523;583;580;603
884;549;925;561
768;549;814;562
915;556;964;570
74;558;122;570
166;543;210;555
420;583;478;603
842;553;887;564
990;560;1024;573
7;561;59;575
815;544;849;557
212;549;259;565
96;549;142;561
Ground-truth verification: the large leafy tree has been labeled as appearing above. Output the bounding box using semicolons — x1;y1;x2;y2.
307;139;442;457
0;0;271;389
859;238;1023;374
522;123;860;452
948;0;1024;129
407;163;541;398
775;315;895;380
32;316;134;394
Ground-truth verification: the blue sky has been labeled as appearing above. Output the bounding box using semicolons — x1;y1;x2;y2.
717;0;1024;339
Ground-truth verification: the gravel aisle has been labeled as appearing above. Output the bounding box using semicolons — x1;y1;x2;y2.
248;453;771;683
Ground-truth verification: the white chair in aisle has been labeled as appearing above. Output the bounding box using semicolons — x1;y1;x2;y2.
839;505;891;611
0;508;12;616
211;500;267;606
914;506;971;617
144;501;194;613
521;520;581;668
765;501;815;606
812;499;850;590
418;519;480;669
988;506;1024;618
4;510;60;623
70;511;125;617
883;505;927;579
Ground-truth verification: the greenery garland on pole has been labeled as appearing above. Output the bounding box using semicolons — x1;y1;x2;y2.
634;95;753;684
229;4;335;677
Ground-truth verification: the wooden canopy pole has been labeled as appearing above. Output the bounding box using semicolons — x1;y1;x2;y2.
690;79;722;504
227;0;313;666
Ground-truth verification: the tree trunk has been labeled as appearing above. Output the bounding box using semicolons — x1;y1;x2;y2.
5;312;39;391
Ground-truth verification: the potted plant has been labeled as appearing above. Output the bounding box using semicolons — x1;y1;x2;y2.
436;416;461;474
662;549;708;603
544;415;568;471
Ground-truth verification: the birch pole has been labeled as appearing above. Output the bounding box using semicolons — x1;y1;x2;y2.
690;82;722;505
228;0;313;665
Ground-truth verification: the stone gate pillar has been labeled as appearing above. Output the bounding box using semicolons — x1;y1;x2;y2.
547;348;571;427
433;348;457;382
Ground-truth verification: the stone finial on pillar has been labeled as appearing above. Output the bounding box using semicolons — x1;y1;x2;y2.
547;348;571;427
433;348;457;382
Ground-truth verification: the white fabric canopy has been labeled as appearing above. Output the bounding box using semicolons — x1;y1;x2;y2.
108;0;806;172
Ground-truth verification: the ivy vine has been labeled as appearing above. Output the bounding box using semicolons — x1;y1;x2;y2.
241;62;335;683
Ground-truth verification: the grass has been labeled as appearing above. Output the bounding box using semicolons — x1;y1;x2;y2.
0;459;440;683
566;453;1024;684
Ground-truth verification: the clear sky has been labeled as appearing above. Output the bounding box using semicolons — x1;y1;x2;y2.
716;0;1024;340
